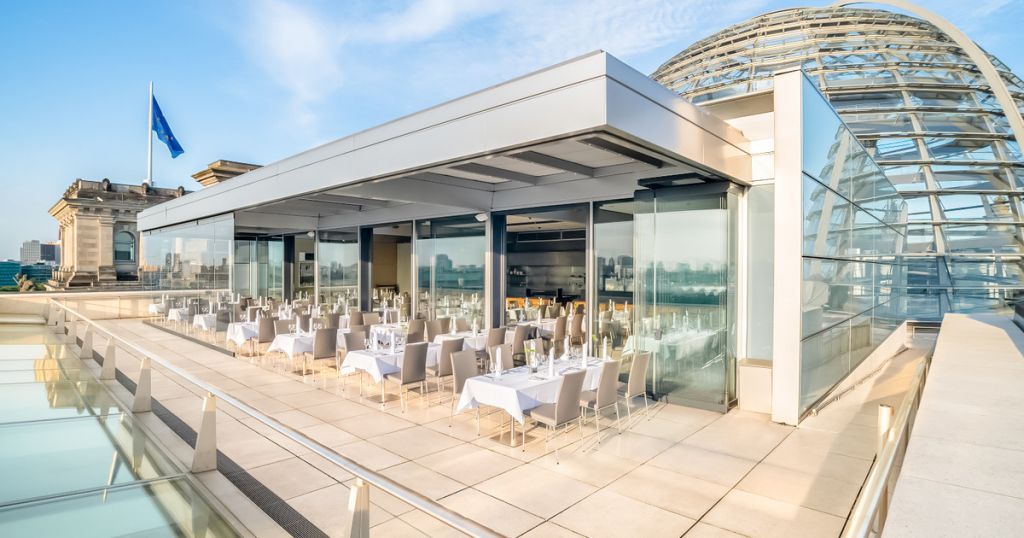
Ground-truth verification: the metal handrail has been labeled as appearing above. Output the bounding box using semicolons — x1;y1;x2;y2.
49;299;502;538
842;359;928;538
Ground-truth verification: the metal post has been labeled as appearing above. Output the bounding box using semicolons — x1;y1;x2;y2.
192;393;218;472
81;326;94;360
56;309;65;335
67;316;78;344
132;357;152;413
101;341;117;380
343;478;371;538
46;302;56;325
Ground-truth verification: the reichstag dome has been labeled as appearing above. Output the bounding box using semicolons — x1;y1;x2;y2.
653;4;1024;319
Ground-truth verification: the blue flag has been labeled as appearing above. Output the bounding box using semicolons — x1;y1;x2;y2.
152;95;184;158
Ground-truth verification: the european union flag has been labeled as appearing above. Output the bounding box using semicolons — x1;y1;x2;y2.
152;96;184;158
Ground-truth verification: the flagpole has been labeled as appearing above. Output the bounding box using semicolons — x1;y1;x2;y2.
146;81;153;186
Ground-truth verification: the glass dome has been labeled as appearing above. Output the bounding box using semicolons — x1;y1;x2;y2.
652;6;1024;319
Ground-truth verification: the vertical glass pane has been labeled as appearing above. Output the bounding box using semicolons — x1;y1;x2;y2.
593;200;634;360
632;187;737;411
416;216;486;323
318;229;359;308
139;215;234;291
747;185;774;359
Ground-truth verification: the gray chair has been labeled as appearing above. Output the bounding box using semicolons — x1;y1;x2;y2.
383;342;428;412
349;310;364;326
449;349;481;430
362;312;380;326
307;328;338;384
325;312;341;329
407;319;425;343
569;311;585;346
233;303;246;324
525;337;545;363
297;314;312;333
580;359;622;441
553;316;568;356
455;317;470;332
427;337;463;395
620;352;651;422
488;343;514;372
247;306;262;322
523;369;587;461
343;331;366;352
255;317;276;361
486;327;506;349
274;319;292;336
438;317;451;334
425;320;443;342
511;325;532;364
348;324;369;338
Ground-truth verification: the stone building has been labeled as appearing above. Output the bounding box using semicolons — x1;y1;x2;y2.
48;160;259;289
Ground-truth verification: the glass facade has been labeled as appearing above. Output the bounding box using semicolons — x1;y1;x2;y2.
140;215;233;290
233;236;284;299
799;77;907;412
652;6;1024;319
415;216;486;323
633;185;738;411
593;200;634;355
318;229;359;306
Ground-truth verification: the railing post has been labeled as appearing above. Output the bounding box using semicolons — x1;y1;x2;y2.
67;316;78;344
81;326;94;360
874;404;893;533
192;393;217;472
55;309;65;335
46;302;56;326
100;341;117;380
343;478;371;538
132;357;152;413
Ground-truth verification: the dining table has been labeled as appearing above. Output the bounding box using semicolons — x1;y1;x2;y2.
340;343;441;383
456;357;607;445
166;308;189;323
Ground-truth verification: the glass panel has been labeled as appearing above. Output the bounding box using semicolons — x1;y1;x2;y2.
593;200;634;358
747;185;774;359
943;224;1023;254
318;229;359;308
938;193;1017;221
0;478;238;537
416;216;486;323
633;187;737;410
140;215;233;291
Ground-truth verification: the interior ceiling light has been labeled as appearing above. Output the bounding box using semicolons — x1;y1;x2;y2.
475;212;488;222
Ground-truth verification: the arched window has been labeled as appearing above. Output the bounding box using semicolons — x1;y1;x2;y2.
114;231;135;262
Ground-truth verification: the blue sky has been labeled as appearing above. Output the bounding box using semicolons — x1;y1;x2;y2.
1;0;1021;259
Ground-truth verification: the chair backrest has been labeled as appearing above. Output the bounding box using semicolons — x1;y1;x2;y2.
233;303;245;323
512;325;531;354
438;317;451;334
407;319;425;343
362;312;380;325
451;350;478;396
554;316;568;340
486;327;506;348
526;337;545;360
348;324;369;337
455;317;470;332
400;342;428;384
437;338;462;377
274;319;291;336
570;313;584;338
601;309;613;321
488;343;514;371
596;359;621;408
574;303;585;315
349;310;364;326
297;314;312;333
258;317;276;344
627;352;650;398
425;320;443;341
313;328;338;360
325;312;341;329
343;331;366;351
555;369;587;425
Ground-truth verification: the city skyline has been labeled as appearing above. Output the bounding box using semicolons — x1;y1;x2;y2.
2;0;1022;259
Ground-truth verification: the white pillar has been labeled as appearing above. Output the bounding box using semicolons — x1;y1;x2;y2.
192;393;218;472
132;357;152;413
343;478;371;538
81;326;94;360
100;341;117;380
770;69;805;426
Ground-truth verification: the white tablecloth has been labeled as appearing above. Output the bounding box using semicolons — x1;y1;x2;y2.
623;329;716;361
226;322;258;346
434;332;487;351
267;333;313;358
192;314;218;331
148;303;167;315
456;358;605;423
369;324;403;343
341;344;440;383
167;308;189;322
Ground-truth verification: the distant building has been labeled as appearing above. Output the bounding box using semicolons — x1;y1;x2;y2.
19;263;52;284
0;260;19;288
47;161;260;289
19;240;41;264
40;242;60;265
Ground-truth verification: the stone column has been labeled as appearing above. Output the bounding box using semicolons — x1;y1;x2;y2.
97;214;116;283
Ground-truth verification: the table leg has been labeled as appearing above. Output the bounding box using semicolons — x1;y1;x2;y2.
510;415;515;447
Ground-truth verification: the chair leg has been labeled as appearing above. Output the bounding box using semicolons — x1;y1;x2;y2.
643;393;650;419
595;407;601;443
614;402;621;434
624;396;632;423
476;408;481;435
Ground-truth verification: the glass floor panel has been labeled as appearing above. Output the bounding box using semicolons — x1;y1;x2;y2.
0;414;181;505
0;477;238;538
0;358;83;371
0;379;125;424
